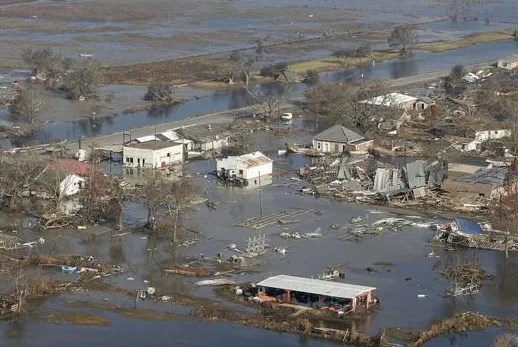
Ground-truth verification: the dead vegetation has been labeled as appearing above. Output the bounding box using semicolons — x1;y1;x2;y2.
442;257;490;288
0;4;156;21
43;312;112;327
102;55;231;85
192;305;379;346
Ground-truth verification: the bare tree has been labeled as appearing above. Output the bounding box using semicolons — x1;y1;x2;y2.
247;81;292;121
22;47;71;80
444;64;466;96
144;83;174;102
63;61;101;100
388;26;418;56
494;334;518;347
228;52;255;86
9;83;45;123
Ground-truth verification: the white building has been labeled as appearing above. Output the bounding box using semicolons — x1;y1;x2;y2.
475;129;512;142
123;140;184;168
360;92;434;111
216;151;273;186
497;54;518;70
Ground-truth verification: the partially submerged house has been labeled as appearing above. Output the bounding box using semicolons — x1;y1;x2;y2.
360;92;434;111
497;54;518;70
312;125;372;153
123;140;184;168
255;275;377;313
216;151;273;187
442;166;516;199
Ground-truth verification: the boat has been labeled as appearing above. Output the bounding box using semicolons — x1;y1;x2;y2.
280;112;293;120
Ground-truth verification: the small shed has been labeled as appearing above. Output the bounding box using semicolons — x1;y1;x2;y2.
256;275;377;312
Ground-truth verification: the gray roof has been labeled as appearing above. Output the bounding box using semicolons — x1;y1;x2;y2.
313;125;365;144
257;275;375;299
456;167;508;186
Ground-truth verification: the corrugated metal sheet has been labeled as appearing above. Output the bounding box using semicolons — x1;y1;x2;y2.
257;275;375;299
238;151;272;168
405;160;426;189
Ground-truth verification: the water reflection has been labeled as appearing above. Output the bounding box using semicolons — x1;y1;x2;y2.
389;57;418;79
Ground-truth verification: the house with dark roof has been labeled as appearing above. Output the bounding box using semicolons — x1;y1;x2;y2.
312;125;373;153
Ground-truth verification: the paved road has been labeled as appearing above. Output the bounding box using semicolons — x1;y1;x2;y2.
66;59;499;154
386;60;497;88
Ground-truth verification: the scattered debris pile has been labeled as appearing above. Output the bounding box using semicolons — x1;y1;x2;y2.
442;258;490;297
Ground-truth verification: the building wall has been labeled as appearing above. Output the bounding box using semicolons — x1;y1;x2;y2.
123;144;183;168
497;60;518;70
312;140;349;153
199;137;229;152
475;129;511;141
238;162;273;180
442;180;494;198
347;139;373;152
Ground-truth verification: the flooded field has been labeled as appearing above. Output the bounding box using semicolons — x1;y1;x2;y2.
0;0;517;66
1;143;517;345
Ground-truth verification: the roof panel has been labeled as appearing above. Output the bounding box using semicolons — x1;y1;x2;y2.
257;275;375;299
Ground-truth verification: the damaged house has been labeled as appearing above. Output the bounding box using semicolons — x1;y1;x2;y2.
312;125;373;153
360;92;434;111
373;160;428;200
172;124;230;153
442;166;517;199
216;151;273;187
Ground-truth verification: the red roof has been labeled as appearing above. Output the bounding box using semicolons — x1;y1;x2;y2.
47;159;93;176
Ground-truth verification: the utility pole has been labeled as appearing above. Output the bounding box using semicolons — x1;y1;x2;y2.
259;171;263;217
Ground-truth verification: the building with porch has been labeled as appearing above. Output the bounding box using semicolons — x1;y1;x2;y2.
256;275;377;313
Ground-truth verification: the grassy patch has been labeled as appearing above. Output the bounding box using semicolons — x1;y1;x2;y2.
44;312;112;327
419;30;514;53
102;54;231;85
289;51;400;75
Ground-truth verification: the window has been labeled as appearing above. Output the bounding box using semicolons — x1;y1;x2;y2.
167;153;171;157
239;169;243;175
142;159;145;166
317;142;321;149
126;157;130;163
137;158;141;165
334;143;339;152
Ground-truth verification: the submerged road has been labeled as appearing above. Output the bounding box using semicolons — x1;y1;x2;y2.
63;59;498;154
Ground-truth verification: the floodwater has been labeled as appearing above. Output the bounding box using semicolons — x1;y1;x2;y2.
0;293;343;347
2;147;517;345
29;38;518;144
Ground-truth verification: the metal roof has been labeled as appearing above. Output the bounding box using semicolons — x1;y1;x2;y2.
313;125;364;144
453;217;484;235
456;167;508;187
360;92;417;107
257;275;375;299
237;151;272;168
